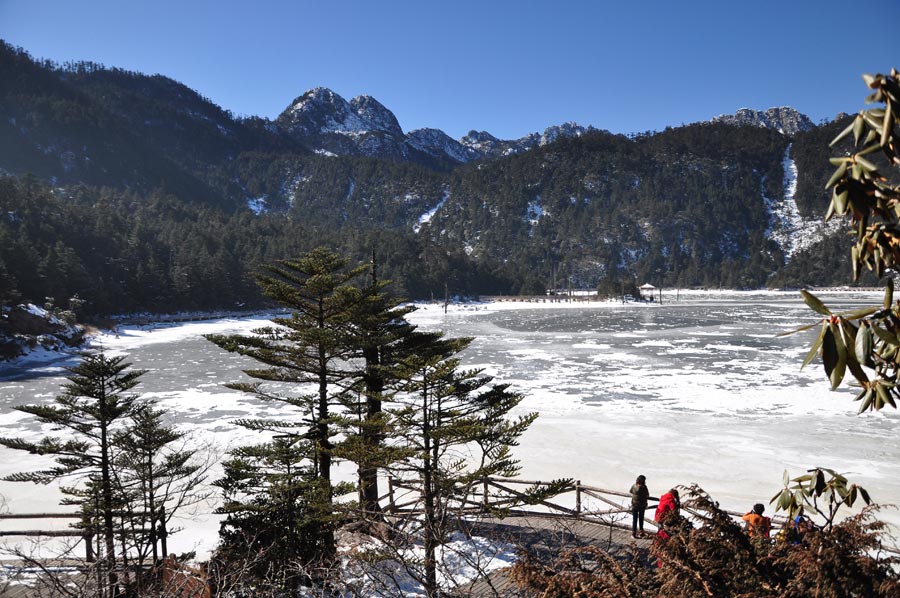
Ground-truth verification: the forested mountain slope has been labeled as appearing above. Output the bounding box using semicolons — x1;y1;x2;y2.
0;41;867;315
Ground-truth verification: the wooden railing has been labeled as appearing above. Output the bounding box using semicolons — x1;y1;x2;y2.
382;475;891;549
0;509;168;564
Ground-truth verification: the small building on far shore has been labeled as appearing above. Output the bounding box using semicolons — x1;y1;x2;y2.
639;283;656;301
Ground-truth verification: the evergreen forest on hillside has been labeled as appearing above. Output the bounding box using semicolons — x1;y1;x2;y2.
0;40;879;318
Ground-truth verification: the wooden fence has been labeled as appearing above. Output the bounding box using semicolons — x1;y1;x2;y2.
0;508;168;564
382;475;893;547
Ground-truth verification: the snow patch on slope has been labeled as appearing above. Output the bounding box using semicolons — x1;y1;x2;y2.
414;189;449;233
764;144;841;260
526;197;543;225
246;197;267;215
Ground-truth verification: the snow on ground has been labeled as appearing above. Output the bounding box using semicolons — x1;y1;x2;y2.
526;197;543;225
341;532;516;596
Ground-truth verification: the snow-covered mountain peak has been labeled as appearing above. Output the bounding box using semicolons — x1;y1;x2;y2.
459;123;593;159
712;107;814;136
540;122;593;146
350;95;403;137
287;87;344;114
276;90;599;165
278;88;406;143
461;130;500;147
279;87;365;136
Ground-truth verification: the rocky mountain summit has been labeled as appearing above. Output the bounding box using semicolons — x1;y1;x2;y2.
458;123;596;158
275;88;412;161
712;107;815;135
273;87;597;166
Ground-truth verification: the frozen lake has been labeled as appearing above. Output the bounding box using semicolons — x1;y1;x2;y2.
2;291;899;558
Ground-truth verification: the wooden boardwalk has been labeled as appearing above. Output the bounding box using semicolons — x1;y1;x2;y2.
1;559;86;598
454;514;653;597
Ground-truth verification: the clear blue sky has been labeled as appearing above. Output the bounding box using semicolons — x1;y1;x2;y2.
2;0;898;140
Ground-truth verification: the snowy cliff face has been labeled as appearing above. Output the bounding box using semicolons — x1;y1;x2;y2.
764;144;841;259
349;95;404;137
540;122;591;145
278;87;369;136
712;107;815;136
275;87;597;166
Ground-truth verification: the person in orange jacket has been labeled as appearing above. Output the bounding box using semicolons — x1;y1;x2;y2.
742;503;771;538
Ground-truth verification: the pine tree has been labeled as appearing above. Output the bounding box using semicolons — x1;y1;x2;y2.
337;251;416;518
113;404;209;569
212;437;330;592
0;352;144;598
388;330;539;598
205;247;368;564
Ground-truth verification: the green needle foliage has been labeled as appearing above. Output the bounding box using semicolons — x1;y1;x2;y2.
386;329;543;598
113;404;209;568
335;254;417;517
212;437;334;592
0;352;144;597
206;247;369;570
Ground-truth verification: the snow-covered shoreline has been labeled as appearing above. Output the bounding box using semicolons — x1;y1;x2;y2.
2;288;885;374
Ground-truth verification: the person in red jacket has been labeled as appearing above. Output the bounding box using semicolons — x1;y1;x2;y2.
654;488;680;540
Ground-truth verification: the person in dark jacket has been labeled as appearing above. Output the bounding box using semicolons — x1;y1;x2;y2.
629;475;650;538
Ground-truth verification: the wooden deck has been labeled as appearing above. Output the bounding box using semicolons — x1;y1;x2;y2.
1;559;87;598
454;514;653;597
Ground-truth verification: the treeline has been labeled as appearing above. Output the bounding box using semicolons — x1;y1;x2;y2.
0;176;513;315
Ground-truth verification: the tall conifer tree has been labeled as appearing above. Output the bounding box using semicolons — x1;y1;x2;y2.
338;251;416;517
388;331;539;598
206;247;367;563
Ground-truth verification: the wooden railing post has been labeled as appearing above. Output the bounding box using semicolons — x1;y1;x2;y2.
387;476;395;514
158;506;168;558
575;480;582;515
482;478;490;510
83;530;94;562
150;507;159;564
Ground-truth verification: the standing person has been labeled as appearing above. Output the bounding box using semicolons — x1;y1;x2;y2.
654;488;680;540
742;503;771;538
629;475;650;538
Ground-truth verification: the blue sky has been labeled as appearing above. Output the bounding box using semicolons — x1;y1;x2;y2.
2;0;898;139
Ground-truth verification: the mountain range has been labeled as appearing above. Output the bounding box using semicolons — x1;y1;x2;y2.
273;85;600;167
0;40;864;315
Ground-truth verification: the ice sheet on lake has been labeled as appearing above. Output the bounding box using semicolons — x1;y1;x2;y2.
2;291;898;561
